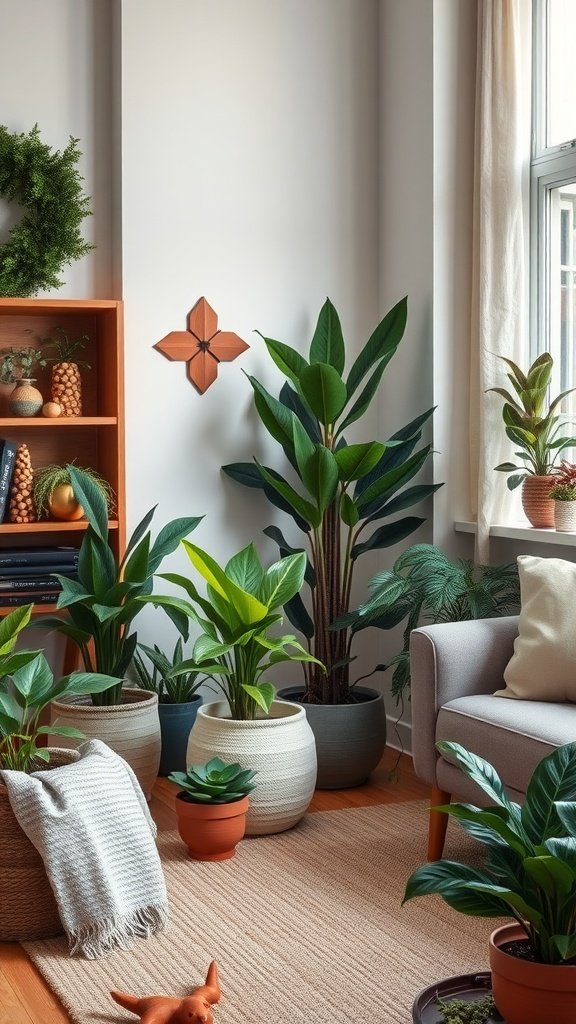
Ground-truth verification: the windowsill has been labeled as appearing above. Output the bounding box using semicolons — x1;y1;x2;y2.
454;520;576;547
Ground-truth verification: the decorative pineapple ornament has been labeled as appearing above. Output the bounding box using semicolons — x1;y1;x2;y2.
8;443;36;524
48;327;90;417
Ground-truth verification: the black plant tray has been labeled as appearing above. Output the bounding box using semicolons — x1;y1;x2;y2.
412;972;505;1023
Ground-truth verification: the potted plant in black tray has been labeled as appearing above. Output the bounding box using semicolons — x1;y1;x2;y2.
169;756;257;861
223;296;440;788
132;637;208;776
403;739;576;1024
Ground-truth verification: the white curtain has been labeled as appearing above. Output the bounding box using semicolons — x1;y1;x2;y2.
469;0;532;563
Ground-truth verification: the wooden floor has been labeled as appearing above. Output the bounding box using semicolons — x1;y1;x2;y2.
0;748;428;1024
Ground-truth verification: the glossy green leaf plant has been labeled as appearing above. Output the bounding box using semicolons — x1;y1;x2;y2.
169;757;257;804
223;297;439;704
404;741;576;965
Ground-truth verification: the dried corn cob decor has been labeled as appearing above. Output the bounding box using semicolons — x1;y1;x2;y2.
8;443;36;523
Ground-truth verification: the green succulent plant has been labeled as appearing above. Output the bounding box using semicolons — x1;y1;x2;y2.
549;482;576;501
488;352;576;488
403;740;576;965
169;757;257;804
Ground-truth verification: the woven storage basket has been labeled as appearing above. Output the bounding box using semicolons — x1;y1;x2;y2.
0;748;79;942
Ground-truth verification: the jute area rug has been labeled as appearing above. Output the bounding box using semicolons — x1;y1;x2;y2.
25;801;495;1024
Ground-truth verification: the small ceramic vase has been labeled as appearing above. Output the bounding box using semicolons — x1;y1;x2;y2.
554;500;576;532
8;378;43;416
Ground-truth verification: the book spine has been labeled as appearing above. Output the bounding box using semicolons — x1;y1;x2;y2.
0;440;17;523
0;548;79;568
0;578;65;592
0;591;60;607
0;564;79;578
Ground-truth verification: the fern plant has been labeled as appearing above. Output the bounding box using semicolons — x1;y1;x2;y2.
346;543;520;702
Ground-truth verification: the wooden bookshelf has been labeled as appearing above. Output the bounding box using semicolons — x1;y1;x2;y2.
0;298;125;611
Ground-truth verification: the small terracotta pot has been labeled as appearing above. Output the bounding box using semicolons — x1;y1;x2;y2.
490;923;576;1024
521;475;555;528
174;794;249;861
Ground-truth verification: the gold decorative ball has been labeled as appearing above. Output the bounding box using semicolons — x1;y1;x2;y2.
48;484;84;521
42;401;62;418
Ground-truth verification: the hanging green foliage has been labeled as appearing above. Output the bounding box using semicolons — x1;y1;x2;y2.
0;124;93;297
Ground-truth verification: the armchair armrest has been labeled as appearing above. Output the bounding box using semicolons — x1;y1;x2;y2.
409;616;519;785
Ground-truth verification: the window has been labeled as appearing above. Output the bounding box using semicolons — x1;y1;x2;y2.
532;0;576;405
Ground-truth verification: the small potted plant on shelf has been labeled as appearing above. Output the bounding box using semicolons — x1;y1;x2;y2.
35;465;203;798
222;296;439;789
132;637;209;776
487;352;576;527
43;325;91;417
0;603;118;942
548;459;576;532
403;740;576;1024
33;462;114;522
151;539;322;835
0;345;49;415
168;756;257;861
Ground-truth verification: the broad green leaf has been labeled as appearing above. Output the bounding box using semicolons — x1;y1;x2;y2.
351;516;425;559
0;649;42;679
120;506;156;568
283;591;314;639
148;516;203;574
309;298;345;375
183;541;269;625
299;363;347;426
225;543;265;596
37;724;85;739
50;671;120;702
523;742;576;842
279;383;322;442
292;415;317;483
338;352;395;435
222;462;310;532
0;604;33;655
67;465;108;541
10;654;53;702
555;802;576;836
404;860;510;917
340;491;359;527
552;933;576;961
122;532;151;585
523;854;575;895
346;296;407;398
259;334;309;385
300;445;339;514
436;741;521;818
334;442;387;482
242;681;275;714
248;375;295;450
355;446;431;514
468;882;542;926
255;461;320;528
193;635;232;663
260;552;307;611
439;803;527;854
262;526;314;586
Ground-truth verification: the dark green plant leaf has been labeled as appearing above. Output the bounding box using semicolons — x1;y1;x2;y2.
299;363;347;426
309;298;345;375
351;517;425;559
67;465;108;542
259;334;309;385
334;442;387;482
279;382;322;442
523;743;576;842
346;296;407;398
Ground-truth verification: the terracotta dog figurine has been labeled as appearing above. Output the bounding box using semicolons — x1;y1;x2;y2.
110;960;221;1024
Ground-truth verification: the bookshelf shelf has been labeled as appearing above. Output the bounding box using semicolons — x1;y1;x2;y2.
0;298;125;612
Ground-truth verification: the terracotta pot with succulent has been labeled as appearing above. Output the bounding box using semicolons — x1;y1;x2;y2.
151;540;321;834
548;459;576;532
35;466;203;797
169;756;257;860
487;353;576;527
0;345;50;415
33;461;114;522
403;740;576;1024
132;637;207;776
223;297;439;786
0;604;118;941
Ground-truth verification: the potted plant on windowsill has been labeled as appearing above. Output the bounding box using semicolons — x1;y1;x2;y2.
0;604;118;941
487;352;576;527
151;540;322;835
35;466;203;798
169;757;257;861
548;459;576;532
403;740;576;1024
132;637;207;776
222;297;439;788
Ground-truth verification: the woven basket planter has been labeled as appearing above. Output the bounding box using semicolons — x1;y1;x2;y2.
187;699;317;836
0;748;79;941
50;688;161;799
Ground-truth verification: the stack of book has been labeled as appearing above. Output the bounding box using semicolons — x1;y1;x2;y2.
0;439;17;522
0;547;79;607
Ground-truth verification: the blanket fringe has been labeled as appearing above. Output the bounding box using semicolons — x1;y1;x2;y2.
69;903;169;959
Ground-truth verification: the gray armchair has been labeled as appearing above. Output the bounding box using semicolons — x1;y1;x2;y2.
409;616;576;859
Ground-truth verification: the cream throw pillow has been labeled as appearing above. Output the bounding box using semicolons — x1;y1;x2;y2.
496;554;576;701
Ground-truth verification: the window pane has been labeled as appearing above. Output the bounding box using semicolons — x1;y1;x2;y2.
549;182;576;415
548;0;576;147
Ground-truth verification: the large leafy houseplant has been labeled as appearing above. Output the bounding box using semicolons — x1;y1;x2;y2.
223;297;438;704
155;541;323;719
37;466;202;705
404;740;576;966
488;352;576;488
347;544;520;703
0;605;118;771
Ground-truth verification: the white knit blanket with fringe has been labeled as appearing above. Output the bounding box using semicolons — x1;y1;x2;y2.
0;738;168;959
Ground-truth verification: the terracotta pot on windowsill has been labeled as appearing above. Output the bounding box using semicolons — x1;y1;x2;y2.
521;475;555;528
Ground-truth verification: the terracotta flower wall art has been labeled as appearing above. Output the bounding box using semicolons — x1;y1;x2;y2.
155;297;249;394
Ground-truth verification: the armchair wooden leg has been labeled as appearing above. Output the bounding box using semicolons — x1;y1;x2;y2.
427;786;451;861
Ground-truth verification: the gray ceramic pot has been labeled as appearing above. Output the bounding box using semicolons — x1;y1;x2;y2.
277;685;387;789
